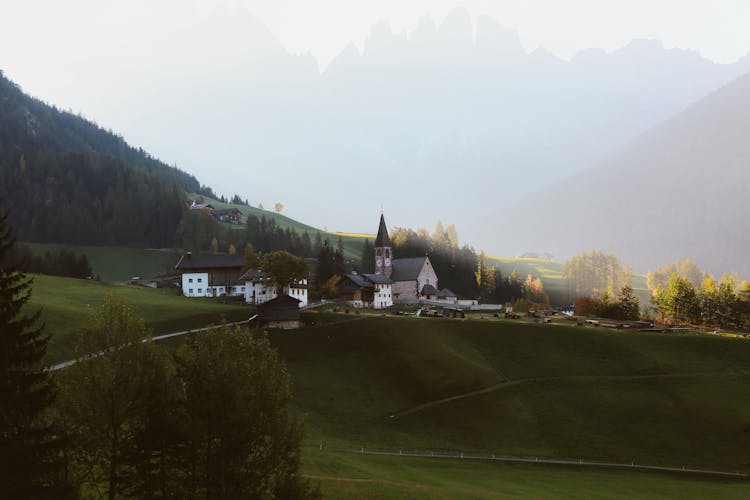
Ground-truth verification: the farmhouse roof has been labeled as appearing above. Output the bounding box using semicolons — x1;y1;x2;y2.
239;268;267;282
344;273;374;289
190;202;214;210
390;257;428;281
421;284;439;296
258;295;301;322
375;214;391;247
363;273;393;285
175;253;243;271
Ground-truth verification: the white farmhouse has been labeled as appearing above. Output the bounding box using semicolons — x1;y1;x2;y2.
241;268;308;308
175;253;245;298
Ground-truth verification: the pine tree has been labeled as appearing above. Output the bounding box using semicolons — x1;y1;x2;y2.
0;213;68;496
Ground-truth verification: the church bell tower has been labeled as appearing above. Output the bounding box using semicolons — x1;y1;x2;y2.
374;213;392;278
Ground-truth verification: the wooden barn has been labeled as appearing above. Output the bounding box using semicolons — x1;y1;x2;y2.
257;295;302;330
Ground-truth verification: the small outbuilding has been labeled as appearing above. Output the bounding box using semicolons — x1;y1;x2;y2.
257;295;302;330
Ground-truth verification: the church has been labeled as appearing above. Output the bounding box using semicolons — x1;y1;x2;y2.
374;214;455;303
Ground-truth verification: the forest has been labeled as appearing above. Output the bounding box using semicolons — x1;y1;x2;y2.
0;71;197;247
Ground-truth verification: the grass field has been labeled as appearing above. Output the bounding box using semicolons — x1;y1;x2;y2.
263;314;750;493
27;273;750;496
24;243;180;283
28;274;251;364
304;449;749;499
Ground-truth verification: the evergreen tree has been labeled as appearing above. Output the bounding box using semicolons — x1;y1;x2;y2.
0;213;68;497
359;239;375;274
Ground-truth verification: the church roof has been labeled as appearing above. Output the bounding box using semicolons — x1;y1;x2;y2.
421;284;439;296
391;257;428;281
375;214;391;247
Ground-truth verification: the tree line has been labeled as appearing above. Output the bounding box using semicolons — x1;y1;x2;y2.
2;243;93;279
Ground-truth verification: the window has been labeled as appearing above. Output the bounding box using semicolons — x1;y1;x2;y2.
240;287;245;292
197;278;202;283
376;248;382;256
188;278;193;283
385;249;390;258
198;288;202;293
189;288;194;294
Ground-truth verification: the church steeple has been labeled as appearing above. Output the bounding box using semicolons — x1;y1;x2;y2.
374;213;392;278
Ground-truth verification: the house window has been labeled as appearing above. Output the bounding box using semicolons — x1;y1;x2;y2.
198;288;202;294
189;288;194;294
188;278;193;283
197;278;202;283
240;287;245;292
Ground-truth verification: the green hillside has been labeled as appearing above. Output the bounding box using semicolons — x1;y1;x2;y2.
191;193;371;262
271;315;750;472
29;274;250;363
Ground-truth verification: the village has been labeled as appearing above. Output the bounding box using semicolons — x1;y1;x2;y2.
174;213;474;328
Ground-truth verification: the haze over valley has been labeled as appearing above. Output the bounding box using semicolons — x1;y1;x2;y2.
3;2;750;274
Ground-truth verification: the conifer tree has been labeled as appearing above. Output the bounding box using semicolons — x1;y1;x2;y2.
0;213;67;496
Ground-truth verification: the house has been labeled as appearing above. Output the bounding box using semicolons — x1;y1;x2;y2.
211;208;242;224
241;268;308;307
338;272;393;309
175;252;244;297
257;295;302;329
373;214;440;303
189;201;214;211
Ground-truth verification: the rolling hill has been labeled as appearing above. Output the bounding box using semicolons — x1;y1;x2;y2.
497;71;750;277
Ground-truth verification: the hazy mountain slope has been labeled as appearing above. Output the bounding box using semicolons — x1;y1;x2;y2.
497;72;750;276
0;72;198;246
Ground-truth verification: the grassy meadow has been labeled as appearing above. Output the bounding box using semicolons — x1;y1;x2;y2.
260;313;750;496
28;274;251;364
26;270;750;496
304;449;749;499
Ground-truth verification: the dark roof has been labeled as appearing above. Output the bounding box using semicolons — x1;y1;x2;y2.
390;257;428;281
421;284;439;296
363;273;393;285
258;295;301;321
438;288;457;297
190;202;214;210
175;253;243;270
240;268;267;281
344;273;373;289
375;214;391;247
